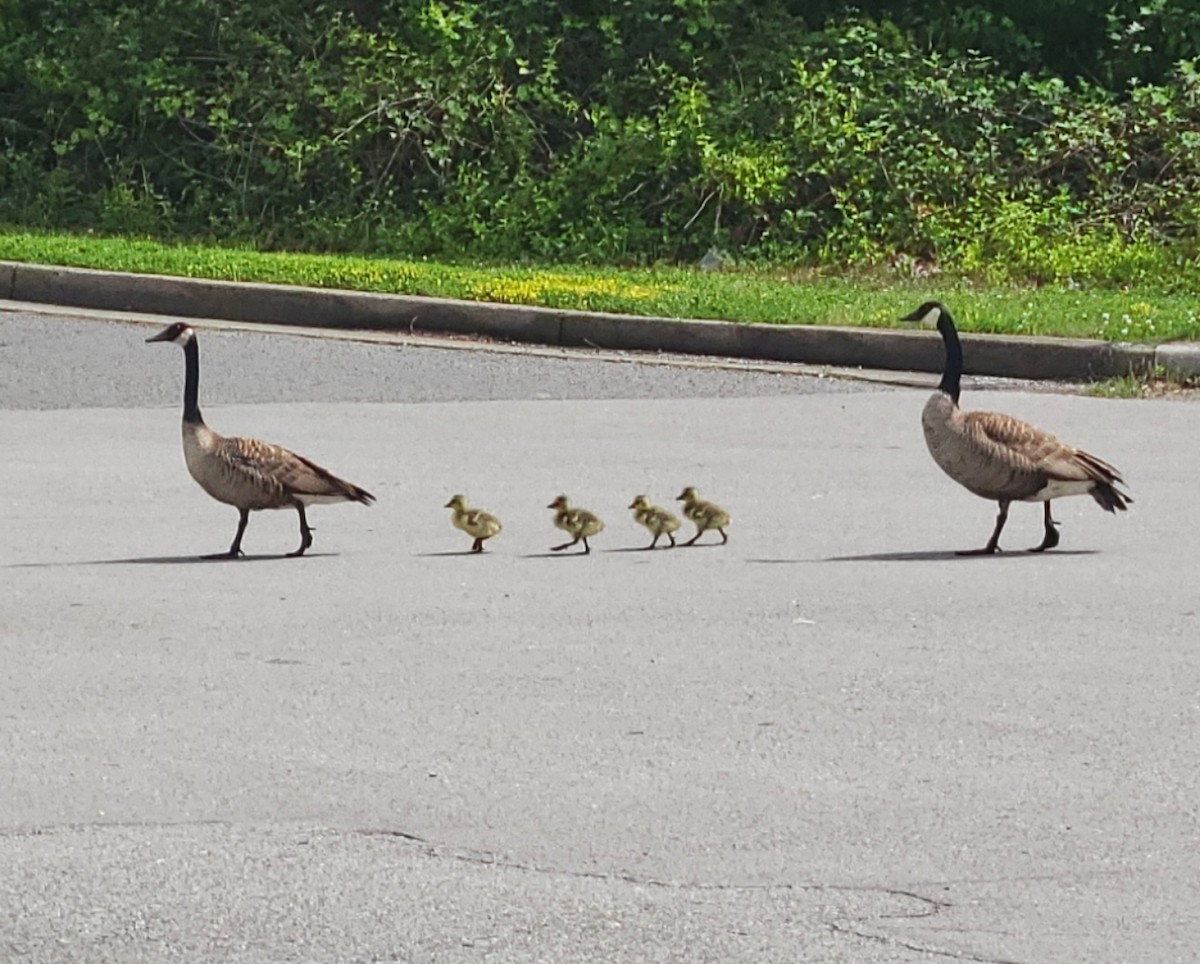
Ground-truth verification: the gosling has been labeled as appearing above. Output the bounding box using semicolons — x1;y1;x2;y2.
628;495;681;549
444;494;502;553
548;495;604;554
676;486;731;546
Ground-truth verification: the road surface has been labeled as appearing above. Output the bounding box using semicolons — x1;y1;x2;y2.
2;307;1196;963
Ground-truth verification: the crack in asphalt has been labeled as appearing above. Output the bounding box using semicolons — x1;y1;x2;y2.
4;820;1022;963
355;828;1008;962
828;922;1028;964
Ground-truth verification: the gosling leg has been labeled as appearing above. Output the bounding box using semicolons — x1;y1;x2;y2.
684;526;704;547
957;500;1010;556
205;507;250;559
646;532;661;550
667;532;676;548
718;527;728;544
1029;502;1061;553
287;503;314;557
551;536;580;552
582;536;591;554
471;537;484;553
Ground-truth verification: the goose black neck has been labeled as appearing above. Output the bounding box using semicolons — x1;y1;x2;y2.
936;313;963;404
182;337;203;424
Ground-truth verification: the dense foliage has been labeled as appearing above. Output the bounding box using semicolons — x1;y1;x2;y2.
2;1;1199;282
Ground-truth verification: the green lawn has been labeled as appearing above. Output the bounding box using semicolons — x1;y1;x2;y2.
1;229;1196;342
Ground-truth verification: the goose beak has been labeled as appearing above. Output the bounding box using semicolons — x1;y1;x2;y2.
146;326;174;343
898;308;924;323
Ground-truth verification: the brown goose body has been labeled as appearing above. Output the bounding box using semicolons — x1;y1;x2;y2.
184;423;371;511
904;301;1131;553
921;393;1124;506
148;322;374;557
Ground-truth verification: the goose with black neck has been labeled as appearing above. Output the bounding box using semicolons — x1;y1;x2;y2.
901;301;1132;554
146;322;375;558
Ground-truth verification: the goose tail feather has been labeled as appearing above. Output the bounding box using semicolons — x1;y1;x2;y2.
290;452;375;505
1089;480;1131;513
1074;449;1131;513
344;482;376;506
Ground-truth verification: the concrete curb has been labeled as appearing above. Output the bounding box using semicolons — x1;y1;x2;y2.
4;259;1185;381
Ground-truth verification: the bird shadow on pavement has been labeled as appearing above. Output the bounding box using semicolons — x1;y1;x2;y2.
746;548;1099;563
824;548;1100;562
3;552;339;568
520;546;676;557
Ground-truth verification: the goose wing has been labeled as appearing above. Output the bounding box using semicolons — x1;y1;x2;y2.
463;508;501;535
651;507;681;530
572;509;604;536
695;500;731;526
222;436;375;504
962;411;1117;484
659;511;682;533
638;506;677;532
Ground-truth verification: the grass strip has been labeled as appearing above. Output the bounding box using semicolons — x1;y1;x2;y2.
1;229;1196;342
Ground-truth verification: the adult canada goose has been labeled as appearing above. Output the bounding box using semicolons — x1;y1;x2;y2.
547;495;604;554
146;322;375;558
445;494;502;553
901;301;1131;554
628;495;681;549
676;487;731;546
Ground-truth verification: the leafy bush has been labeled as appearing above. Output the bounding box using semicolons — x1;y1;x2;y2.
1;1;1199;282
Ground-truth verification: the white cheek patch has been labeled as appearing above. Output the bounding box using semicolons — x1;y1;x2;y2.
175;329;195;346
920;306;942;328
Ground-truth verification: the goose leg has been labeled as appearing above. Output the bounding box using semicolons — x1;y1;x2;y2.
1029;502;1061;552
958;500;1010;556
205;508;249;559
287;503;314;557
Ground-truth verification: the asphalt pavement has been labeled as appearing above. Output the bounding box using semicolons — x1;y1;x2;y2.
2;307;1198;963
0;309;878;410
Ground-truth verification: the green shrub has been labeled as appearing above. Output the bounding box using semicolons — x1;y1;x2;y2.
1;2;1199;280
